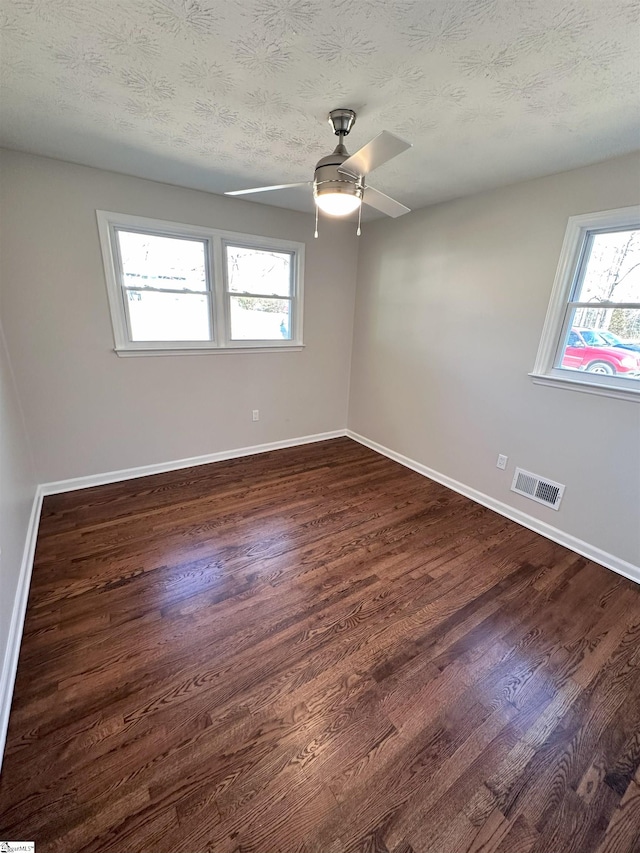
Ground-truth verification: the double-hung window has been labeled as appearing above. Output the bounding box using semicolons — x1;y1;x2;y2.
97;211;304;354
532;206;640;401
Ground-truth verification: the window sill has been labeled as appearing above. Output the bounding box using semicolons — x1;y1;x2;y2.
115;345;305;357
529;372;640;402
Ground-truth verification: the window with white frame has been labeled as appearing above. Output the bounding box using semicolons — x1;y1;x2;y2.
532;206;640;401
96;211;304;354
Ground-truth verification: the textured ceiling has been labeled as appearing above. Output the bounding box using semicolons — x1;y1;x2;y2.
1;0;639;216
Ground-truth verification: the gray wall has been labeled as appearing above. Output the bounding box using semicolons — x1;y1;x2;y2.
0;150;359;483
0;168;37;761
0;315;36;727
1;149;638;590
348;152;640;568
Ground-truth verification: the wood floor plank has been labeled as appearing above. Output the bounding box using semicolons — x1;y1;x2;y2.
1;437;639;852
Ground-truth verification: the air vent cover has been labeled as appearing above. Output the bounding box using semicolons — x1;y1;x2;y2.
511;467;565;510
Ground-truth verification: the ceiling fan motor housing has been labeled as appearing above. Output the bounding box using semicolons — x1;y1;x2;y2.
313;148;362;205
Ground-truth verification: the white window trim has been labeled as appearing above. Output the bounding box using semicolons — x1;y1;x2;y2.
530;205;640;403
96;210;305;354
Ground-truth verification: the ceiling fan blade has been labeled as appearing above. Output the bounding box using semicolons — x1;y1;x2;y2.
363;185;411;218
225;182;311;196
338;131;411;177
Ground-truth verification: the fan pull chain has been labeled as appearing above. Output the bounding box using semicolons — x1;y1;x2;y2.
356;200;362;237
314;204;319;239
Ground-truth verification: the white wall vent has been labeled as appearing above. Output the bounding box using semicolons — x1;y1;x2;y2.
511;467;565;511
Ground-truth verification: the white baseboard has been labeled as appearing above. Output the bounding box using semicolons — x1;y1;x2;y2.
346;430;640;586
41;430;346;495
0;486;43;771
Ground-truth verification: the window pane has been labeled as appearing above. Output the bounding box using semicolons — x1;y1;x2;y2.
117;230;207;292
229;296;291;340
127;290;211;341
557;308;640;382
226;246;292;297
575;229;640;304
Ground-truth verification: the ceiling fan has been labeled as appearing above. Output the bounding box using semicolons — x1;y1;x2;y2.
225;108;412;236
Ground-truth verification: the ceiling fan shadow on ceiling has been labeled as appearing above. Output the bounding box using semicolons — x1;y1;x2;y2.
225;108;412;237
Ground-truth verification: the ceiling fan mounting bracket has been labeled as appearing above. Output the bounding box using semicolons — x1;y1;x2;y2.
328;108;356;137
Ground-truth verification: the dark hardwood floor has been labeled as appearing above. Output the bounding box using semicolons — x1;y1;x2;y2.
1;437;640;852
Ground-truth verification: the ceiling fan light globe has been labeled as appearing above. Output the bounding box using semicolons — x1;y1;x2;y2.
314;190;362;216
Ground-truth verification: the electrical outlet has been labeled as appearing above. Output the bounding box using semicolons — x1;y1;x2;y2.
252;409;259;421
497;454;508;470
